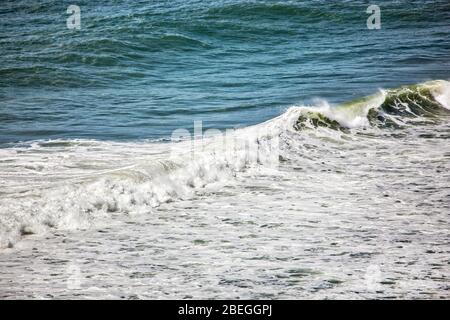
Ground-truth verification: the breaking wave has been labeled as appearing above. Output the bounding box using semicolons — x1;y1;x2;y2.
0;80;449;248
294;80;450;132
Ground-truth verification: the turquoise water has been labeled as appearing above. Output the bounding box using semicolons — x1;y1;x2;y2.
1;0;449;144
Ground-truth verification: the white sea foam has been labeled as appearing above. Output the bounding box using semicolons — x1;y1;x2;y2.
1;80;449;249
432;80;450;110
0;111;291;248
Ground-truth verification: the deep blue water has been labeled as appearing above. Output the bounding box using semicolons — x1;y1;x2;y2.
1;0;449;145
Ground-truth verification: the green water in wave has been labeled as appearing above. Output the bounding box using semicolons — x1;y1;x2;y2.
295;81;450;131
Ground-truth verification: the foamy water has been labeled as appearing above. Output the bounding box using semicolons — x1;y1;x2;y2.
0;81;449;299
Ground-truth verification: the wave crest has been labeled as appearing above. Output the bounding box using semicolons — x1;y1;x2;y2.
294;80;450;131
1;80;449;249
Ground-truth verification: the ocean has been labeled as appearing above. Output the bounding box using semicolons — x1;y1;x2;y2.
0;0;449;299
